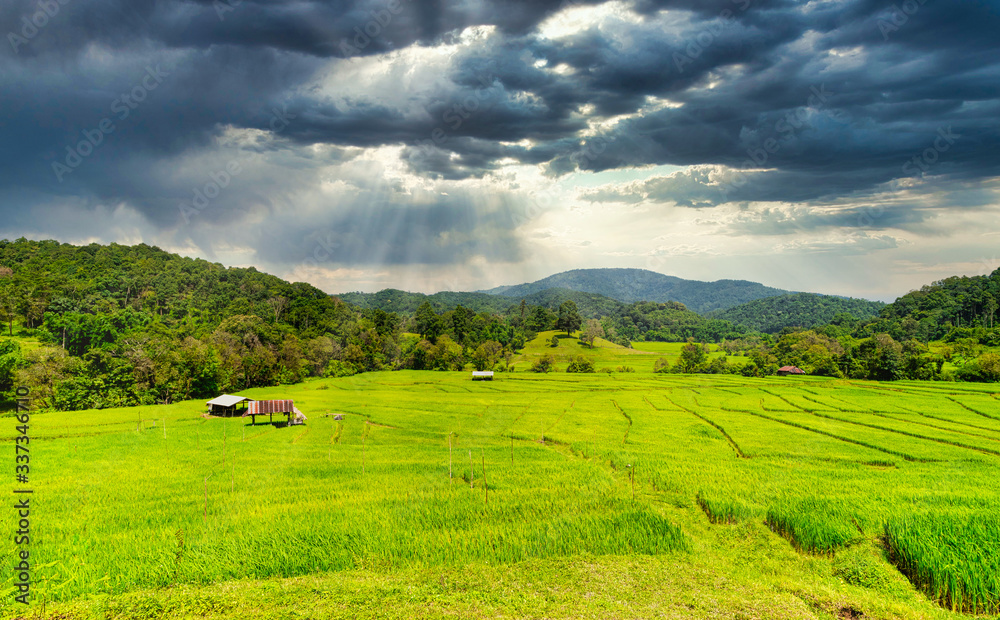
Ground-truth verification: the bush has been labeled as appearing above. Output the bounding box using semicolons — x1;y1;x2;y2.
549;336;560;348
653;357;670;373
566;356;595;373
529;354;555;373
615;365;635;373
955;352;1000;382
324;360;359;378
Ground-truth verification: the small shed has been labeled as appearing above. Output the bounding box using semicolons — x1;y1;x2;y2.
472;371;494;381
777;366;806;376
243;399;296;425
206;394;251;416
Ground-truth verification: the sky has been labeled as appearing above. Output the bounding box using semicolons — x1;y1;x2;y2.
1;0;999;302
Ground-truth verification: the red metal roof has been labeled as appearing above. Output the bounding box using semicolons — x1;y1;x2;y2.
245;400;294;415
778;366;805;374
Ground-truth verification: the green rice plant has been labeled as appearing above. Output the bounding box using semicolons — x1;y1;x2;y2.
696;492;754;524
766;498;861;554
3;368;1000;615
884;513;1000;614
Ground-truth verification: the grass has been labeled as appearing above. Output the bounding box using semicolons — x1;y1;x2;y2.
884;513;1000;614
511;330;746;373
2;356;1000;619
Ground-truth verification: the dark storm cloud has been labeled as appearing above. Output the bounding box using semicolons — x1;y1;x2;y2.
726;204;933;237
252;191;527;268
1;0;999;269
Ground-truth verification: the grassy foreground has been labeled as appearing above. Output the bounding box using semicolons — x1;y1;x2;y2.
2;341;999;618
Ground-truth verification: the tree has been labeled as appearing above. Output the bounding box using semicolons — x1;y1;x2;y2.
0;266;14;336
550;335;559;348
529;354;554;373
672;340;708;373
472;340;503;371
414;301;442;341
985;296;998;328
451;305;472;345
580;319;604;348
566;355;595;373
526;306;555;332
557;300;582;335
267;296;289;323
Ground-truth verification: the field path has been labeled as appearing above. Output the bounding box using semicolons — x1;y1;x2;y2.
663;394;747;458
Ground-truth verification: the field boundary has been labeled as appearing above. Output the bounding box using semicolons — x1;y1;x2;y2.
741;409;926;462
610;400;631;446
808;411;1000;458
665;396;747;459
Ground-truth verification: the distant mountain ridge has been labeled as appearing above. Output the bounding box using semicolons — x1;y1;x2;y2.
481;268;794;314
338;287;624;319
708;293;886;333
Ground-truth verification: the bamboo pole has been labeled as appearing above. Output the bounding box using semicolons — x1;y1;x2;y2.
204;474;212;522
482;448;488;507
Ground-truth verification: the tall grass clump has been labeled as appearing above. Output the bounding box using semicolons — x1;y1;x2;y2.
884;513;1000;614
766;498;861;554
696;492;753;524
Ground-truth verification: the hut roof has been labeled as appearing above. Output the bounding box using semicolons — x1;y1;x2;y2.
472;371;494;377
245;400;295;415
206;394;250;407
778;366;806;374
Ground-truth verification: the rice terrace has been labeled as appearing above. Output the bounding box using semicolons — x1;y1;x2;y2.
3;340;999;619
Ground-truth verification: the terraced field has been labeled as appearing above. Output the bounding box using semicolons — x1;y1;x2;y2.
2;370;999;619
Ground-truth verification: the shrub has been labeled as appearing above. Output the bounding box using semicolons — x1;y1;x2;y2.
549;336;560;348
566;356;595;373
653;357;670;373
530;354;555;373
615;365;635;373
955;352;1000;382
324;360;359;378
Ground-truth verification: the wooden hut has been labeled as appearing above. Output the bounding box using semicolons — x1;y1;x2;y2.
777;365;806;376
206;394;251;416
472;371;494;381
243;399;296;425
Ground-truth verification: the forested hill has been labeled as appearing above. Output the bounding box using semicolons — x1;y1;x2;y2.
482;268;793;313
862;267;1000;341
0;238;348;337
0;239;376;410
709;293;885;333
340;287;625;319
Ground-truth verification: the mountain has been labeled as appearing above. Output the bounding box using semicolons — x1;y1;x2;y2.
339;287;625;319
482;268;793;313
708;293;886;333
864;268;1000;341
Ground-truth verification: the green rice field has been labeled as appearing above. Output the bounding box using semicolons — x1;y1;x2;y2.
2;345;999;618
